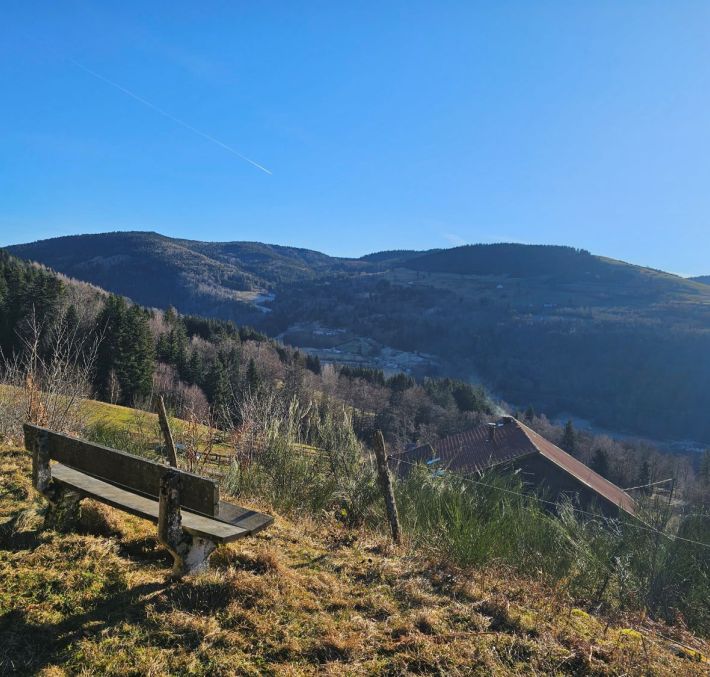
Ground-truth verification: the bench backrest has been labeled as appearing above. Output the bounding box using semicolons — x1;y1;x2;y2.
24;424;219;516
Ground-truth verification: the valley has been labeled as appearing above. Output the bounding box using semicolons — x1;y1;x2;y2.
8;233;710;446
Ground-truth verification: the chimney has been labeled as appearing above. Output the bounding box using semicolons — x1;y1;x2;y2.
487;422;497;443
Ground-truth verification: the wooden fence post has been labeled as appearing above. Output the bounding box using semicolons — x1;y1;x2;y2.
373;430;402;545
155;395;178;468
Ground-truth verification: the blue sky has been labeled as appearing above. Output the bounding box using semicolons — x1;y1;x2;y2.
2;2;709;275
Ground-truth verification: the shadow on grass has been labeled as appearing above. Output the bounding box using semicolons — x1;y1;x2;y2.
0;519;44;553
0;581;169;676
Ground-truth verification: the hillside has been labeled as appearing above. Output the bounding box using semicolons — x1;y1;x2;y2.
403;244;612;279
6;232;359;324
267;248;710;445
7;233;710;444
2;444;708;675
692;275;710;285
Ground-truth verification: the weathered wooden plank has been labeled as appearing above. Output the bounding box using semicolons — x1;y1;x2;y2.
51;464;247;543
216;500;274;533
24;424;219;517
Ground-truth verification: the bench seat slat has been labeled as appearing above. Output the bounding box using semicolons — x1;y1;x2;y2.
217;500;274;533
52;464;250;544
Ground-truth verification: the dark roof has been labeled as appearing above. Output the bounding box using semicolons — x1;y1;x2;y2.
394;416;635;515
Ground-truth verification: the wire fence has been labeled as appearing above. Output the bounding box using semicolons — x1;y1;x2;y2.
187;435;710;550
389;455;710;551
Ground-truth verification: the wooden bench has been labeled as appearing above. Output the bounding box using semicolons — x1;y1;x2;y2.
23;423;273;576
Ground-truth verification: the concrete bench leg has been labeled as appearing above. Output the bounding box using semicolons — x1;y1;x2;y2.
158;470;217;576
175;536;217;576
44;486;83;533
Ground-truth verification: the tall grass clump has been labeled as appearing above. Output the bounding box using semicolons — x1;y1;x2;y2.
396;464;572;577
396;463;710;635
559;500;710;634
223;391;379;522
82;420;162;461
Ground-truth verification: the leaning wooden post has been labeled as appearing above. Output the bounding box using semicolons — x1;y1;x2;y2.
373;430;402;545
155;395;178;468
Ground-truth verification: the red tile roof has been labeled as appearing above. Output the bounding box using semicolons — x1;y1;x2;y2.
394;416;635;515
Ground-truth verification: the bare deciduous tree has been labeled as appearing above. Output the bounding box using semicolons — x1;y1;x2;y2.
0;308;98;442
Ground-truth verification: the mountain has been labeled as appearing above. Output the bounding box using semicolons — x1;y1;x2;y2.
692;275;710;285
7;232;360;323
8;232;710;444
403;243;607;277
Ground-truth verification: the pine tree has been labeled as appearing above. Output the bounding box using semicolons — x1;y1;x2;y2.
561;420;577;454
590;448;610;479
305;354;321;375
169;322;189;376
115;306;155;403
164;305;178;325
524;405;535;422
246;358;261;394
699;450;710;485
186;350;203;385
637;458;652;495
222;345;241;393
156;332;171;362
63;304;80;331
94;295;127;400
206;357;231;426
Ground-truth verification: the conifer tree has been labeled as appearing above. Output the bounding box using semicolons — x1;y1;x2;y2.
115;306;155;403
246;357;261;394
94;296;154;404
95;295;127;400
305;354;321;375
699;450;710;485
561;420;577;454
63;304;80;331
590;448;610;479
206;357;231;426
164;305;178;325
186;349;203;385
637;458;652;495
169;322;189;376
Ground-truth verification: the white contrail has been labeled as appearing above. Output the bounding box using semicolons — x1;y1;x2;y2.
68;58;272;175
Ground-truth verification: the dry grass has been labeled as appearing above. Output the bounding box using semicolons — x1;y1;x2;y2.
1;447;708;676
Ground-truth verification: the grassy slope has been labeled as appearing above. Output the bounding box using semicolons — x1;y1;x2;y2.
1;447;708;675
0;385;319;469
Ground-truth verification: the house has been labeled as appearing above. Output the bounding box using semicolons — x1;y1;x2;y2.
391;416;635;516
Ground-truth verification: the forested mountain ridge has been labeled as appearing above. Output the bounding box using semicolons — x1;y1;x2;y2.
0;248;494;447
7;232;710;444
6;232;363;323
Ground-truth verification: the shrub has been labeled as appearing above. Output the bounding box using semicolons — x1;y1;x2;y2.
223;392;379;523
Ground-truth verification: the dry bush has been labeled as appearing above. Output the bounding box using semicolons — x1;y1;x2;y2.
0;310;97;442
